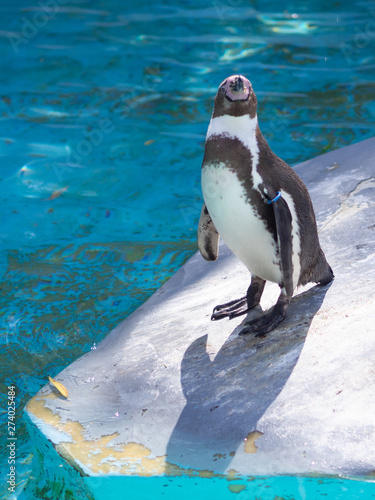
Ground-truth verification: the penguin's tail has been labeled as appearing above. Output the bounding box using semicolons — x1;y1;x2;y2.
313;250;334;286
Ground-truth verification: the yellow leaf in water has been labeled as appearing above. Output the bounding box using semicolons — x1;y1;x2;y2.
48;376;68;398
46;186;68;201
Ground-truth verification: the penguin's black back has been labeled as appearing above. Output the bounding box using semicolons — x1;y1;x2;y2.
255;128;333;286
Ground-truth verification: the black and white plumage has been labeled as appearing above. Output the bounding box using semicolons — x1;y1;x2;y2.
198;75;334;335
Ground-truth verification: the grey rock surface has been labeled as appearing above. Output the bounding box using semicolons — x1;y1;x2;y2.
25;137;375;478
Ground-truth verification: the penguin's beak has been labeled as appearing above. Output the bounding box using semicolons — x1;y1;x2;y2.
221;75;250;102
231;76;244;93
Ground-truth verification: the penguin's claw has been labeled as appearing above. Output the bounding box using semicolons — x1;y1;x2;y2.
211;297;248;320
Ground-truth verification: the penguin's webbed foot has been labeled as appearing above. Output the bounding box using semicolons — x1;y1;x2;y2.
239;293;290;336
211;276;266;321
211;296;248;320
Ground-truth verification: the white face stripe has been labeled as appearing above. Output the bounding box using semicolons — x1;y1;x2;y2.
206;114;263;191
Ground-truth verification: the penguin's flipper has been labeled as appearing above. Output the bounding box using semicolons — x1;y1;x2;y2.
198;204;220;261
267;189;294;297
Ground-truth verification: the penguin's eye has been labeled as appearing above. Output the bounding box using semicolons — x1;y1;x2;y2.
221;87;226;95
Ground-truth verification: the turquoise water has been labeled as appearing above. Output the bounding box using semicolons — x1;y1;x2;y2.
84;475;375;500
0;0;375;498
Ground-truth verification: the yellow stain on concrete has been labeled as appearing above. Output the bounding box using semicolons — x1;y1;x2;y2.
226;468;242;481
244;430;264;454
26;393;233;478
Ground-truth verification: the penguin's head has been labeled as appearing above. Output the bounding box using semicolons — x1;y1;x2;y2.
213;75;257;119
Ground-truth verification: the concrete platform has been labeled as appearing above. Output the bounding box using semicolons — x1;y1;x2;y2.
25;137;375;481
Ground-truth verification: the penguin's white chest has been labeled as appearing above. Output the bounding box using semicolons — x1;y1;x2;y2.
202;162;282;284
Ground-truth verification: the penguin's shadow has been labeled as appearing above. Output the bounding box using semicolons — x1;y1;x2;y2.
165;282;332;473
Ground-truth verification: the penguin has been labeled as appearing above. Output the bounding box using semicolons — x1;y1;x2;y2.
198;74;334;335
